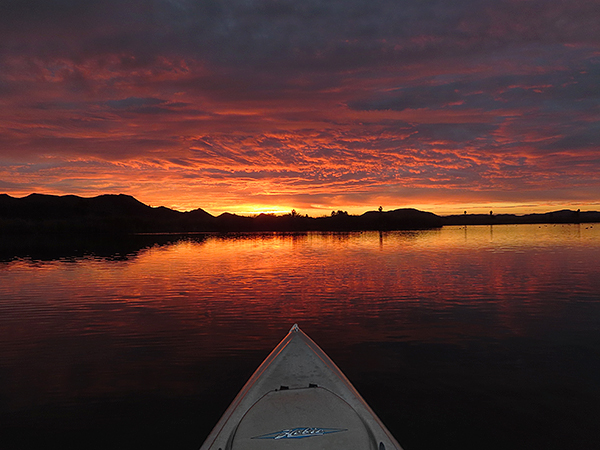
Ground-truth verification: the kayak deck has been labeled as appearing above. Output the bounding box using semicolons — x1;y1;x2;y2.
200;324;403;450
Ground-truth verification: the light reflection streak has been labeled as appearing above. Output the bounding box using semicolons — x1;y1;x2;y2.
1;225;597;349
0;225;599;447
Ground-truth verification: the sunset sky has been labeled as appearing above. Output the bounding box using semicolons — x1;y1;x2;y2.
1;0;599;216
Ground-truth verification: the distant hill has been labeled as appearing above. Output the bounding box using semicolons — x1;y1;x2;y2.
0;193;597;235
0;194;443;234
0;193;214;234
442;209;600;225
214;208;443;232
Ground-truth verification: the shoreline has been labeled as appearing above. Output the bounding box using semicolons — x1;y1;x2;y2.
1;193;599;235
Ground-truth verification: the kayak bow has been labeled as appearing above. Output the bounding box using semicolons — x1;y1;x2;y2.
200;324;403;450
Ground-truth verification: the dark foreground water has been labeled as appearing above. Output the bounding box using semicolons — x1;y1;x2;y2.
1;224;599;449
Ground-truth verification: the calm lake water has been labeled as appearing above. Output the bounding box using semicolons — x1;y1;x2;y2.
1;224;599;449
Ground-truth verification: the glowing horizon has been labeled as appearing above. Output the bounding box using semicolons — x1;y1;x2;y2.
4;191;599;219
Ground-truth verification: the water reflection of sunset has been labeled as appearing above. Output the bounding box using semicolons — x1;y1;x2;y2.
2;225;599;449
5;226;596;355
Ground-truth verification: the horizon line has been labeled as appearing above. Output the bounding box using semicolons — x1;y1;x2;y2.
2;192;598;219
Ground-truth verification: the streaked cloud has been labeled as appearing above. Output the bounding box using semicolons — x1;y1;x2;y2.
1;0;599;214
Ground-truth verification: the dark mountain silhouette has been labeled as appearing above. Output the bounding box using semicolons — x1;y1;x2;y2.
0;194;443;234
0;193;598;235
360;208;442;230
209;208;443;232
0;193;214;234
1;193;161;219
442;209;600;225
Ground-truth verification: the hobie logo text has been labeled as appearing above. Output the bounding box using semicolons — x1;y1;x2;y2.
252;427;347;439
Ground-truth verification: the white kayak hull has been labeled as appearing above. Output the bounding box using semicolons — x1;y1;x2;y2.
200;324;403;450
